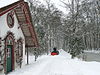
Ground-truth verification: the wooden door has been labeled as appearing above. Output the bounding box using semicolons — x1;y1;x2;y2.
6;45;12;73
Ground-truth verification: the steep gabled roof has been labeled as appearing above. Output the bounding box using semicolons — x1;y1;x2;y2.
0;0;39;47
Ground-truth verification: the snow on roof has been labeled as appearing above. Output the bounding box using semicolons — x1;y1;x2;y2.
0;0;19;8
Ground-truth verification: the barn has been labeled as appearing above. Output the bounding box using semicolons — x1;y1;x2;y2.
0;0;38;74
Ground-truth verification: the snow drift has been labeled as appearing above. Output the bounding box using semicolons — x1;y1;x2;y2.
5;49;100;75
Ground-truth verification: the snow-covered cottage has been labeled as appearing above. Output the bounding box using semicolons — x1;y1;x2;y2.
0;0;38;74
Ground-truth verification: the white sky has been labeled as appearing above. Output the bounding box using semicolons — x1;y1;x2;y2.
0;0;19;8
40;0;69;14
0;0;69;14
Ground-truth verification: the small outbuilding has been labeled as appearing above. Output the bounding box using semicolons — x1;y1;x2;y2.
0;0;38;74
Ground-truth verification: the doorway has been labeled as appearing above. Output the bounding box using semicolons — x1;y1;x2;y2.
5;32;15;73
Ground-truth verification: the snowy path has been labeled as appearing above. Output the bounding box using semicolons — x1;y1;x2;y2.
38;56;82;75
8;50;100;75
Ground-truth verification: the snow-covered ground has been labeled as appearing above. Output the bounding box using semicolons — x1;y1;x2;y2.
7;49;100;75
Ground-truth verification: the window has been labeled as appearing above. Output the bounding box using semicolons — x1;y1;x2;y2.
7;48;10;58
6;36;13;45
16;39;23;64
7;12;14;28
18;41;23;57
